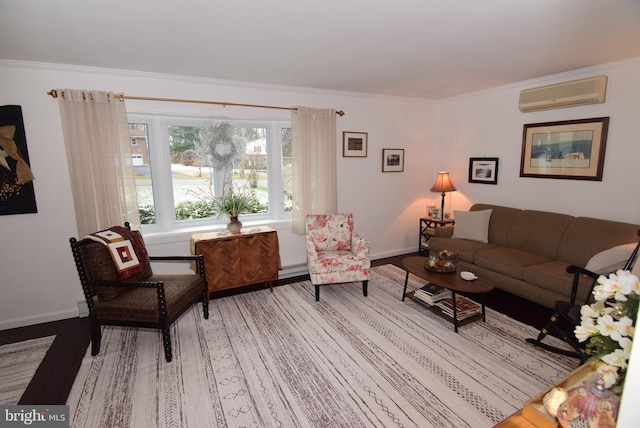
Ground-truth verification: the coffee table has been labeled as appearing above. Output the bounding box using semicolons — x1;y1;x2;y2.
401;256;495;332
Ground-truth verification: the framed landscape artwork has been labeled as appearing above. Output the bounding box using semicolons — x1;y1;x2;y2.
468;157;499;184
342;131;368;157
382;148;404;172
520;117;609;181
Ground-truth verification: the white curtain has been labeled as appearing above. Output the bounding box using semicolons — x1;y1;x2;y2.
291;106;337;234
57;89;140;237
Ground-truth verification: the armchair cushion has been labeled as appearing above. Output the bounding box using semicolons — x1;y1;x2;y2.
78;231;153;301
94;274;206;323
306;213;354;252
86;226;151;280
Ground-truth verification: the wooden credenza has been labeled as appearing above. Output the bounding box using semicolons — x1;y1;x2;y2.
192;226;280;295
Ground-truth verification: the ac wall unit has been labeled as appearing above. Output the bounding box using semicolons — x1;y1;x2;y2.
519;75;607;112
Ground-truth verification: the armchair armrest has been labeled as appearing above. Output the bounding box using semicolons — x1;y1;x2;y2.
156;254;205;276
351;234;370;257
150;255;203;262
306;235;319;263
566;265;600;278
565;265;599;305
92;279;165;289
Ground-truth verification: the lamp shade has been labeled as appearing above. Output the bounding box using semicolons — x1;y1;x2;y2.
430;172;456;193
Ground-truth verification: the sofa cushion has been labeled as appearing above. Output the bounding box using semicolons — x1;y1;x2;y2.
584;243;637;274
470;204;521;246
428;237;497;263
505;210;573;258
452;209;492;243
523;261;595;303
474;247;554;280
556;217;639;267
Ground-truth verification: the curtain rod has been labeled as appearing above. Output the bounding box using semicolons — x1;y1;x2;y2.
47;89;345;116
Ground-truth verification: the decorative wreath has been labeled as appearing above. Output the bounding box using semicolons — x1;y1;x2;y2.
201;122;245;170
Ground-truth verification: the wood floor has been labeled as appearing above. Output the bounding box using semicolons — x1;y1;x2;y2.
0;253;555;405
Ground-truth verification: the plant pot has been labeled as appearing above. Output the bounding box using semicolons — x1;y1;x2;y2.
227;216;242;234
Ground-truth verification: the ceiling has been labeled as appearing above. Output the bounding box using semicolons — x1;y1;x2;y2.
2;0;640;99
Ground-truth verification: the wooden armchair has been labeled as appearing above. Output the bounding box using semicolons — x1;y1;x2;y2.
69;223;208;362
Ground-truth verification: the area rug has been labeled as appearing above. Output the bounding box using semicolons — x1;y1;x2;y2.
0;335;55;404
67;264;577;427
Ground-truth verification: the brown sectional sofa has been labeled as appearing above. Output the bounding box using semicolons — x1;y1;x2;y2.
427;203;639;309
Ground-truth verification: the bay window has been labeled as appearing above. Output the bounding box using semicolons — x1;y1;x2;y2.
129;114;291;232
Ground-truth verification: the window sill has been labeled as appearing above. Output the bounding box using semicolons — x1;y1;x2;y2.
141;218;293;246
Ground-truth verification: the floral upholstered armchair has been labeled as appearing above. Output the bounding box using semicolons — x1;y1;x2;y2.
305;213;371;301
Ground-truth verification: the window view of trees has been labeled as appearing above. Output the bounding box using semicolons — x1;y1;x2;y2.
129;117;291;228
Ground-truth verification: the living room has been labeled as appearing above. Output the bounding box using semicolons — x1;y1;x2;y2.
1;1;640;426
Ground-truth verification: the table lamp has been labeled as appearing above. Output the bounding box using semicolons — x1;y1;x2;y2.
430;172;456;218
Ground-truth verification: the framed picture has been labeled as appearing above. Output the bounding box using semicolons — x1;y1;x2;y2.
0;105;37;215
520;117;609;181
342;131;368;157
382;148;404;172
468;157;499;184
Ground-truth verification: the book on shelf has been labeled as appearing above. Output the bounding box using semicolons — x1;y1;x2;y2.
413;288;451;305
438;308;480;321
436;296;481;318
417;283;445;296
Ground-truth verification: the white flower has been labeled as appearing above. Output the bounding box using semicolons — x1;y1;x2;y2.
610;316;634;342
574;316;598;342
580;304;600;319
619;336;633;353
574;270;638;389
602;348;630;369
595;314;618;337
597;363;619;389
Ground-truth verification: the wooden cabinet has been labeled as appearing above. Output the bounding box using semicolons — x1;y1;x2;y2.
192;226;280;295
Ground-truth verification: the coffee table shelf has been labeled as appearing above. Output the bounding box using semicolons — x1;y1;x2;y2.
405;290;485;329
401;256;494;332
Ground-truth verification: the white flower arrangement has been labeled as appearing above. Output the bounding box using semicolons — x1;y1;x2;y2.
575;270;640;388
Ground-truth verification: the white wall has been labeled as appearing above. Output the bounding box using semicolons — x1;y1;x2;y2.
1;57;639;330
435;58;640;224
0;60;436;329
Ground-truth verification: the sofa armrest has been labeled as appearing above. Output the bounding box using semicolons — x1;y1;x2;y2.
435;225;454;238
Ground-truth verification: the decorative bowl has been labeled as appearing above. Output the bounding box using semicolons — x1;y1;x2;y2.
424;250;460;273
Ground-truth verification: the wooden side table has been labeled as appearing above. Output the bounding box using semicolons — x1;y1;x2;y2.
192;226;280;295
419;217;455;255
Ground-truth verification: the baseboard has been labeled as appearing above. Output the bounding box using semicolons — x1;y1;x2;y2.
278;263;309;279
1;251;415;331
0;308;80;331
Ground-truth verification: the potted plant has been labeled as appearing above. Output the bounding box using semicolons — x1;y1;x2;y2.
212;184;255;233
